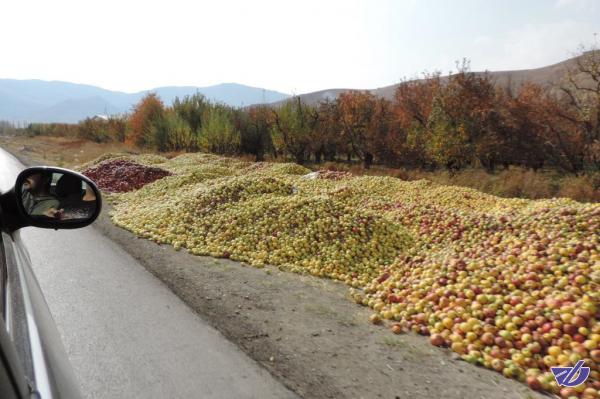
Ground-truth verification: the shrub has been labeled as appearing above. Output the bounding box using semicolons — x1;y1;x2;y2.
78;118;110;143
557;174;600;202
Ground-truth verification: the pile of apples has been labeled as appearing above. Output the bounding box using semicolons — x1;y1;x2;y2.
82;159;172;192
93;152;598;398
108;154;413;281
356;198;599;398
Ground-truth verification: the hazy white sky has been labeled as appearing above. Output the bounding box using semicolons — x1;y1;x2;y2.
0;0;597;94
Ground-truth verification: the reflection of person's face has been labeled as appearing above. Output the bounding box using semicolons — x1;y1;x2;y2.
25;173;42;191
26;173;51;195
83;184;96;201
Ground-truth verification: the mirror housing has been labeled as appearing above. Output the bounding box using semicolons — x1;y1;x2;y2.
0;167;102;232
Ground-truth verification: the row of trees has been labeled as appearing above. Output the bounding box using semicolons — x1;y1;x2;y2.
0;121;20;135
17;48;600;174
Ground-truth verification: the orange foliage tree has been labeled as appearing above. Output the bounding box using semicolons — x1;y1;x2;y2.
127;93;165;147
428;63;506;171
337;91;387;168
313;99;341;163
392;73;441;168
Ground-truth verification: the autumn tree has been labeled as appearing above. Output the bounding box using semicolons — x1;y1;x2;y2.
127;93;165;147
503;83;551;170
559;45;600;171
313;99;341;162
366;97;396;166
270;97;317;164
426;62;505;171
394;73;440;130
107;116;128;142
337;91;379;167
392;73;441;168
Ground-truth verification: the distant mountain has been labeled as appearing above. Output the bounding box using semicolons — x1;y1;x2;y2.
2;53;592;123
272;52;594;106
0;80;290;123
30;97;123;124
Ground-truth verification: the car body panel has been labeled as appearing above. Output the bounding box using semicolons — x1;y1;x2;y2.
0;315;29;399
2;229;82;398
0;147;85;398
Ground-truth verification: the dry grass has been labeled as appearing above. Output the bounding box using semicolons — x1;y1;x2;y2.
557;175;600;202
0;135;137;167
319;163;599;203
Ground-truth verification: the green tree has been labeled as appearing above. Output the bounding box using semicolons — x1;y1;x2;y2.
199;106;241;155
426;96;472;170
172;93;209;134
238;106;272;161
270;97;317;164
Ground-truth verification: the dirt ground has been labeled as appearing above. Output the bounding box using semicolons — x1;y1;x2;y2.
0;135;135;167
5;141;546;399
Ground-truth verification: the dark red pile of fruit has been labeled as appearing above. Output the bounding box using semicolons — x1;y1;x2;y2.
83;159;171;192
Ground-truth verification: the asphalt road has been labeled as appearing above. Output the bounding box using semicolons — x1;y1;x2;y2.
0;148;297;399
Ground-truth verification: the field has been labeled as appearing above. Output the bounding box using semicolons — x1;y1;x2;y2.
78;152;599;398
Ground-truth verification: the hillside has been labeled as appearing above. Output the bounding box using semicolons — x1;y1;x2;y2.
0;80;290;123
274;52;593;106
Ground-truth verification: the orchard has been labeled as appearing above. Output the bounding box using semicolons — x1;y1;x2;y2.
84;153;599;398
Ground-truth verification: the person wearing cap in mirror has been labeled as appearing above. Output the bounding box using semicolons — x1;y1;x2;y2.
21;172;64;218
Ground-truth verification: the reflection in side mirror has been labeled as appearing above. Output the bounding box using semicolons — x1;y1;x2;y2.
16;167;102;229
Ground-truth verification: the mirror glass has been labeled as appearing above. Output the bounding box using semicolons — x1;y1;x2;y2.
20;170;98;222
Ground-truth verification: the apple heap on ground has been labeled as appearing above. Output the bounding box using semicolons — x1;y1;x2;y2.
83;153;599;399
83;158;172;192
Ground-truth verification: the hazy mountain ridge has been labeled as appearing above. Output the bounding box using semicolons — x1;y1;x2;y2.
1;53;593;123
0;81;291;123
271;53;593;106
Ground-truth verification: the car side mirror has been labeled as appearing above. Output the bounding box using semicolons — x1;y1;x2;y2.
0;167;102;231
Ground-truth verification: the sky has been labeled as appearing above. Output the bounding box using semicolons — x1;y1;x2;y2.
0;0;598;95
